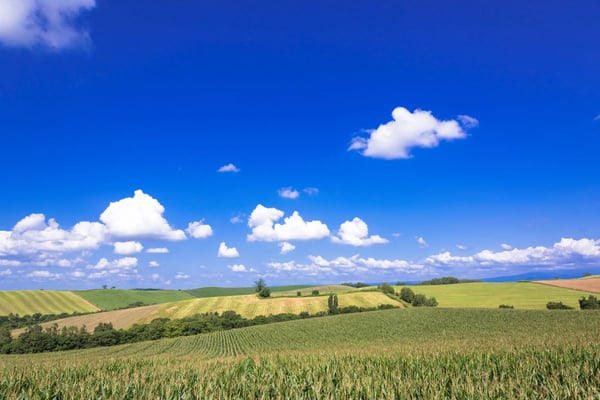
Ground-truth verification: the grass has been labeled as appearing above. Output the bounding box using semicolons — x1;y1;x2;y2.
1;308;598;398
184;285;313;298
396;281;598;309
271;284;360;297
76;289;196;310
0;291;99;316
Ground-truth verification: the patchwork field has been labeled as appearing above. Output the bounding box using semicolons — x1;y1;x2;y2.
534;277;600;293
1;308;598;399
396;281;597;309
76;289;196;310
0;291;99;316
185;285;313;298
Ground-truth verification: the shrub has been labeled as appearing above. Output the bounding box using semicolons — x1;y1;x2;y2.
579;295;599;310
378;282;395;295
546;301;573;310
312;290;320;296
499;304;514;309
258;287;271;298
412;294;437;307
296;291;302;297
400;287;415;303
327;294;339;315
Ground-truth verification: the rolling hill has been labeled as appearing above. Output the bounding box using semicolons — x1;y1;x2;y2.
0;291;100;316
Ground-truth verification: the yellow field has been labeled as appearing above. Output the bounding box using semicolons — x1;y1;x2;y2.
271;284;358;297
0;290;100;316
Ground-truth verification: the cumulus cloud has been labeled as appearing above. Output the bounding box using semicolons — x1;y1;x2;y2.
426;238;600;270
89;257;138;270
174;272;190;279
147;247;169;254
501;243;513;250
217;163;240;173
247;205;329;242
100;190;186;241
417;237;429;248
278;187;300;199
303;187;319;196
218;242;240;258
332;217;388;246
0;269;12;276
349;107;474;159
148;261;159;267
26;270;61;280
456;244;467;250
229;264;248;272
230;215;244;224
279;241;295;255
0;0;96;50
114;241;143;255
186;220;213;239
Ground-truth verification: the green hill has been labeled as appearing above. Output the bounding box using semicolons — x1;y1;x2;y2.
395;281;597;309
76;289;196;310
0;291;99;316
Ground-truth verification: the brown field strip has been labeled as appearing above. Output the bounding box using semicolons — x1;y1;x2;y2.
534;277;600;293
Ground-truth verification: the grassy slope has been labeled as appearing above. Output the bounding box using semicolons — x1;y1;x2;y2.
76;289;196;310
396;281;597;309
0;291;99;316
184;285;313;298
271;284;359;297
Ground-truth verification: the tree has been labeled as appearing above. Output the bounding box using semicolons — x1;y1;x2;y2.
400;287;415;303
254;279;266;293
328;294;339;314
579;295;599;310
258;287;271;298
378;282;395;295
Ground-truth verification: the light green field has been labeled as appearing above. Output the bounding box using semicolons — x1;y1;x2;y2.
140;291;399;322
271;284;359;297
76;289;196;310
0;291;100;316
1;309;598;399
185;285;313;298
395;281;597;309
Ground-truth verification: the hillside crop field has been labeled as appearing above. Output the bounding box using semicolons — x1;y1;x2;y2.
534;277;600;293
0;291;99;316
185;285;313;298
270;284;359;297
76;289;196;310
396;281;598;309
0;308;598;399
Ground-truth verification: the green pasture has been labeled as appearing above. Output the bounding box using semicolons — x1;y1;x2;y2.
76;289;196;310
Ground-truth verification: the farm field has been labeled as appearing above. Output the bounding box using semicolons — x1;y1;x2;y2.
76;289;196;310
185;285;313;298
270;284;360;297
396;281;597;309
0;291;99;316
534;276;600;293
1;308;598;399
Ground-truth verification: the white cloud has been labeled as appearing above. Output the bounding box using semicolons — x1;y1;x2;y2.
217;163;240;173
26;270;61;280
229;264;248;272
349;107;473;159
148;261;159;267
594;114;600;121
174;272;190;279
332;217;388;246
457;115;479;128
230;215;244;224
0;0;95;50
0;259;21;267
70;270;85;278
501;243;513;250
0;269;12;276
456;244;467;250
303;187;319;195
114;241;143;255
417;236;429;248
151;273;161;281
186;220;213;239
147;247;169;254
100;190;186;241
89;257;138;270
218;242;240;258
247;205;329;242
279;241;295;255
278;187;300;199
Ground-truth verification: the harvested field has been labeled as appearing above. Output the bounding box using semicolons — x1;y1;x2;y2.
534;277;600;293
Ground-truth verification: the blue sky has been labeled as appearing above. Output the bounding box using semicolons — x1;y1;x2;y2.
1;1;599;290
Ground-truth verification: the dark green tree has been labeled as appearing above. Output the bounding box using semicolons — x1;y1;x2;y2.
378;282;395;295
400;287;415;303
254;278;266;293
258;287;271;298
579;295;599;310
328;294;339;314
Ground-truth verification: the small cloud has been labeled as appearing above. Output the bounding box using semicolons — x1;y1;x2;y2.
147;247;169;254
278;187;300;199
175;272;190;279
0;269;12;276
501;243;513;250
392;233;401;238
457;115;480;128
417;236;429;248
114;241;143;255
332;217;388;246
230;214;244;224
349;107;474;159
247;205;330;242
148;261;159;267
456;244;467;250
229;264;248;272
218;163;240;173
218;242;240;258
26;270;61;280
303;187;319;196
594;114;600;121
151;273;161;281
279;242;296;254
0;0;96;50
186;220;213;239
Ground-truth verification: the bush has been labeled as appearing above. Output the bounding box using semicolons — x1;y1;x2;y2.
546;301;573;310
296;291;302;296
400;287;415;303
312;290;320;296
258;287;271;298
412;294;437;307
499;304;514;309
378;282;395;295
579;295;599;310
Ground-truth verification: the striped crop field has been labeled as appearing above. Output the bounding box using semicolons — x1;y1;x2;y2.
396;281;598;309
0;308;598;399
0;291;99;316
140;291;400;322
76;289;196;310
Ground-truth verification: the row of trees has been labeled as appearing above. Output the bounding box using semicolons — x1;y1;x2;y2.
377;283;438;307
546;296;599;310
